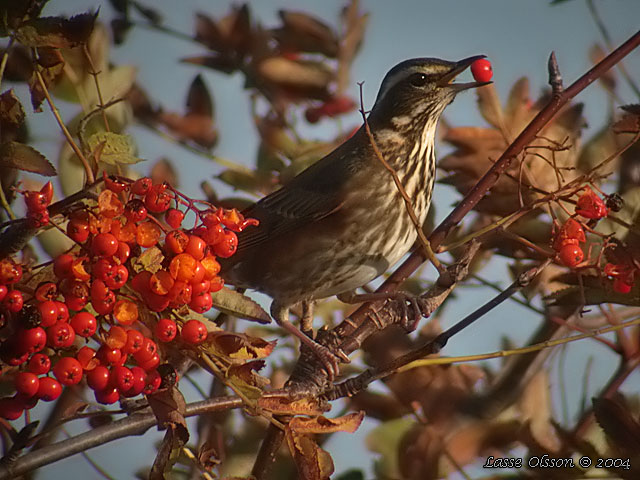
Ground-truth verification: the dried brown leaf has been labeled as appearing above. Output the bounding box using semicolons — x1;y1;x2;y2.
258;394;327;416
289;412;364;435
518;370;561;452
476;83;504;130
0;141;56;176
593;396;640;455
15;12;97;48
150;157;178;187
28;53;65;111
285;428;334;480
204;331;275;360
275;10;339;57
257;57;332;98
0;90;25;130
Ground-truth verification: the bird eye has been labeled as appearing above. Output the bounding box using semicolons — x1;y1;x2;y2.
410;73;428;87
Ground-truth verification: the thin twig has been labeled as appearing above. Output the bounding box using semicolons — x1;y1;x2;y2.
34;66;95;184
82;44;110;132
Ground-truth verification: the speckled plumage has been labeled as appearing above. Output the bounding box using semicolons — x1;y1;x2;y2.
219;56;488;374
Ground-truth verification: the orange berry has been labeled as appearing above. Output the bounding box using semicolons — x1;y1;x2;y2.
113;299;139;326
169;253;197;282
136;221;162;248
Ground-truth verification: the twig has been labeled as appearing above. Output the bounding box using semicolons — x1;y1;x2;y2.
324;258;551;400
0;37;14;94
0;397;243;479
82;44;110;132
33;65;95;184
357;82;444;273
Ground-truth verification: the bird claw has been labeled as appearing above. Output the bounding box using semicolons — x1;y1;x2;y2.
387;293;429;332
303;342;346;381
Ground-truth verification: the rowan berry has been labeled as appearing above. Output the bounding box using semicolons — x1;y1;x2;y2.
92;232;119;257
124;366;146;397
53;357;83;385
123;329;144;354
24;190;49;212
471;58;493;83
15;372;40;397
113;299;138;326
143;369;161;395
189;292;212;314
94;386;119;404
35;282;58;302
212;230;237;258
613;278;633;294
28;353;51;374
144;184;171;213
181;319;207;344
111;365;135;393
131;177;152;196
136;221;162;248
87;365;111;391
4;290;24;312
76;345;99;370
70;311;97;337
0;258;23;284
0;397;24;419
156;318;177;342
575;187;608;219
37;300;59;327
165;208;185;229
104;173;128;193
558;244;584;268
37;377;62;401
17;327;47;354
124;198;148;223
165;229;189;254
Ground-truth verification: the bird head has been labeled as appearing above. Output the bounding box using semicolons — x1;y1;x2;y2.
369;55;491;127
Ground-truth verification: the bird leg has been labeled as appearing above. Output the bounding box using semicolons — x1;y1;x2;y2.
337;290;430;332
300;300;314;338
271;302;347;380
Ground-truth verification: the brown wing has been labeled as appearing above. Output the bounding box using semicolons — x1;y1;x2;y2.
235;142;361;254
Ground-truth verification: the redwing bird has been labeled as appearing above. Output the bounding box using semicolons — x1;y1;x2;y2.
220;56;490;377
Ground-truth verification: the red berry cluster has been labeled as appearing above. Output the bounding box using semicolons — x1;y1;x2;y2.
24;181;53;227
553;218;586;268
0;177;257;419
305;95;356;124
575;186;608;219
604;263;637;294
552;188;611;269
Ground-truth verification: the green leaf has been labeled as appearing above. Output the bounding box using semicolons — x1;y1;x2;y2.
87;131;141;166
210;287;271;324
218;169;265;192
366;418;413;479
0;141;56;175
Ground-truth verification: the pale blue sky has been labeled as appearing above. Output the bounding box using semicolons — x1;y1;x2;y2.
23;1;640;478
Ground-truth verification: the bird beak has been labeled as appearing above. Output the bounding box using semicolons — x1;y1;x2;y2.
437;55;492;91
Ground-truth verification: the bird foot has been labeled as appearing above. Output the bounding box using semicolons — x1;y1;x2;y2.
300;340;348;381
